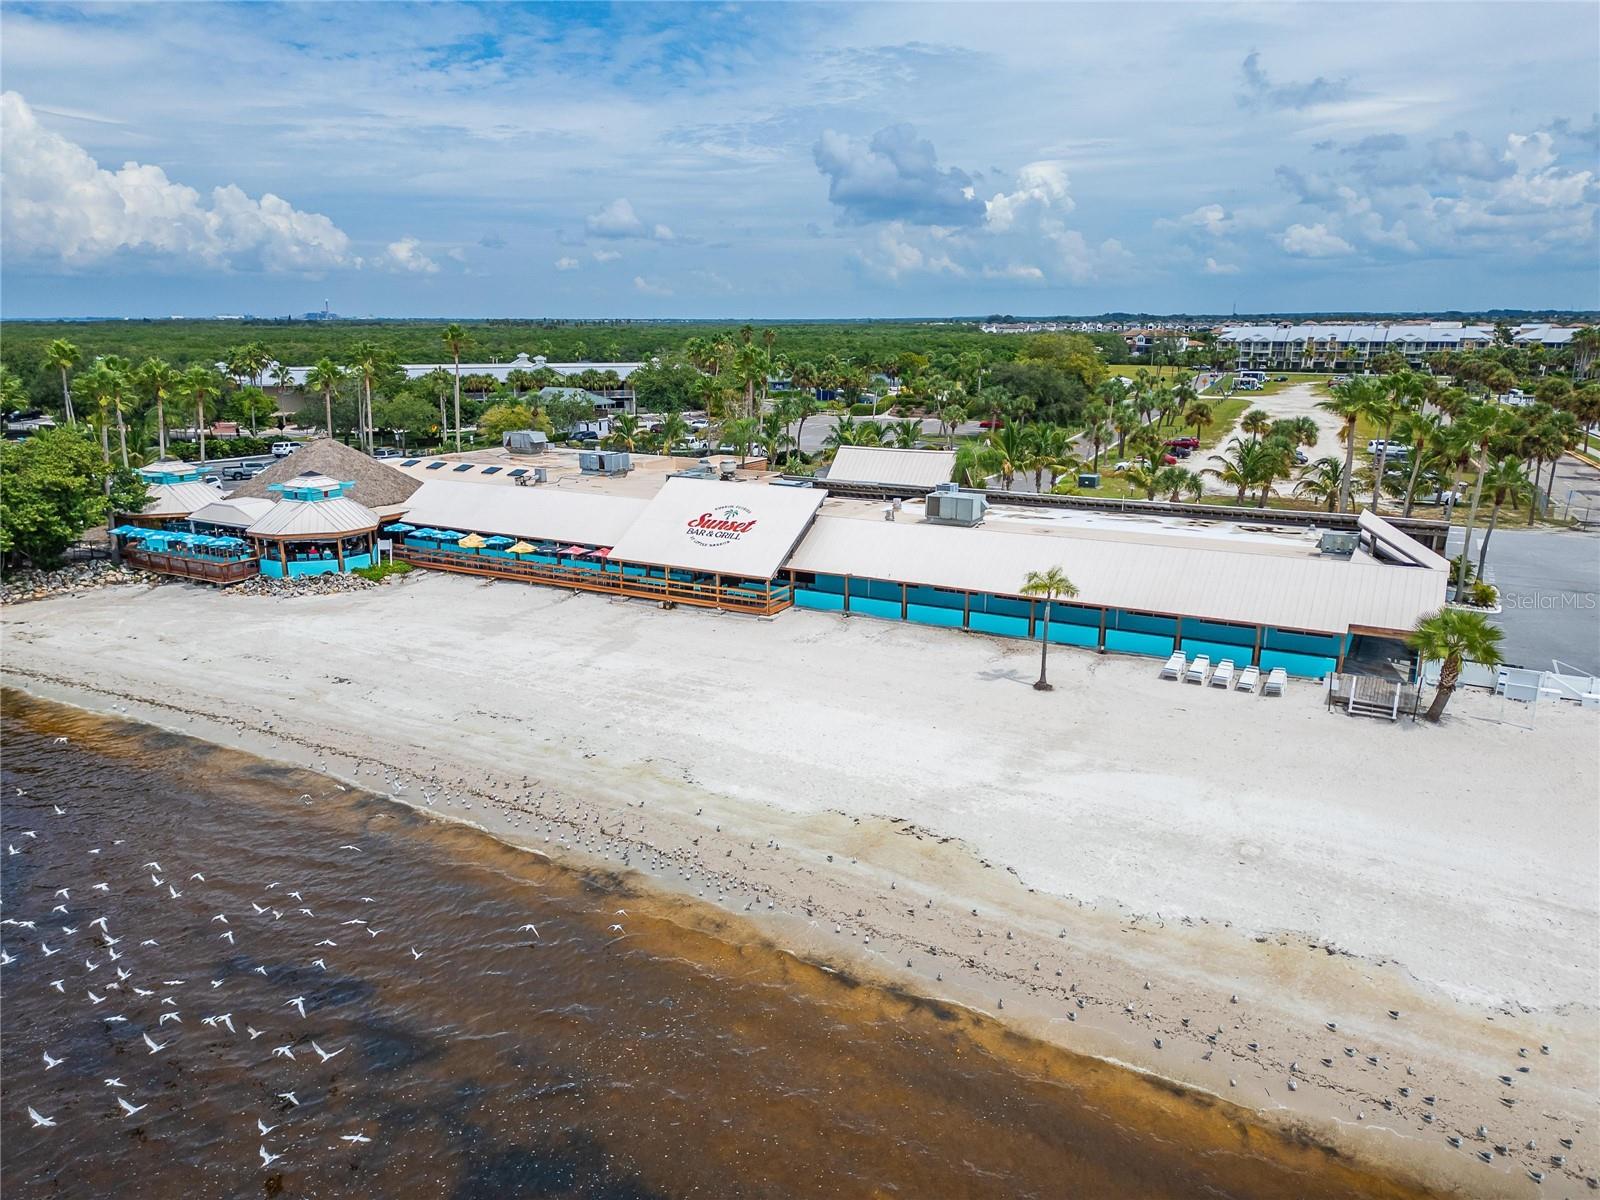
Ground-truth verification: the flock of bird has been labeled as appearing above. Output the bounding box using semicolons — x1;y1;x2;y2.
0;767;577;1176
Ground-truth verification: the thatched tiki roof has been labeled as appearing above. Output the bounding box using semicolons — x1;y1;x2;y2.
229;438;421;511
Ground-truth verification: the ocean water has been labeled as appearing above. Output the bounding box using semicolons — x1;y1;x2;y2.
0;692;1439;1199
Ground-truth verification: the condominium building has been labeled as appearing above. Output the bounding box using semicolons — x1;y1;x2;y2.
1219;323;1495;371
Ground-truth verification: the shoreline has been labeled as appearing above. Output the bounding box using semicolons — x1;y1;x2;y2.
4;573;1596;1196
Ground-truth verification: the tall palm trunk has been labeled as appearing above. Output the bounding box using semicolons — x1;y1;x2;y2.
1424;655;1460;722
1338;418;1356;513
1527;458;1543;526
156;398;166;459
60;369;75;426
438;393;448;446
452;355;462;451
1034;606;1053;691
324;388;334;441
1455;460;1488;592
197;400;208;463
1401;450;1426;517
115;400;129;468
1477;499;1504;579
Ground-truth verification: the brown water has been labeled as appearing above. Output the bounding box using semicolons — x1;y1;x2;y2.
0;692;1446;1200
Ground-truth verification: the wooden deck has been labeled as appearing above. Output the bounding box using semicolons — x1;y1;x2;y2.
395;546;793;616
124;549;259;586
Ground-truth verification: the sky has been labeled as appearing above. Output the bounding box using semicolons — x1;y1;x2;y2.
1;1;1597;319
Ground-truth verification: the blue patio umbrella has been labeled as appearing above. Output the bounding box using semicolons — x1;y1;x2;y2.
482;535;513;547
109;524;149;537
432;529;466;541
386;522;417;533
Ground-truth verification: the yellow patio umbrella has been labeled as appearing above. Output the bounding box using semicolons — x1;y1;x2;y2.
506;540;536;554
457;532;488;549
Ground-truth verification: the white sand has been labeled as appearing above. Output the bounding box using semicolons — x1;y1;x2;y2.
1202;380;1347;495
5;573;1596;1196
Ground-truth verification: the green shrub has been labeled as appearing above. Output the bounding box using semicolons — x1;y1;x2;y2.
1447;554;1476;586
1468;580;1498;607
353;560;414;582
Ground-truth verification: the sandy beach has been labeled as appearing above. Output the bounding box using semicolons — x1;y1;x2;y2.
4;572;1596;1197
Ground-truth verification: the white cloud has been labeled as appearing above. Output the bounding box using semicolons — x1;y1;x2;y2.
380;236;438;273
586;197;672;241
0;90;352;271
554;256;580;271
982;263;1045;281
633;275;672;296
1278;222;1354;257
1173;203;1230;237
591;249;621;263
1204;256;1240;275
983;160;1072;231
858;222;964;281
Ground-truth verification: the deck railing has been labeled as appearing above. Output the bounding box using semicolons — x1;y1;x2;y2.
394;545;792;615
124;548;259;585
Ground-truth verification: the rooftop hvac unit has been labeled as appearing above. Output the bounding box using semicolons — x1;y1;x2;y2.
579;450;632;476
532;466;547;484
924;489;989;527
503;429;549;455
932;481;960;494
1318;531;1359;557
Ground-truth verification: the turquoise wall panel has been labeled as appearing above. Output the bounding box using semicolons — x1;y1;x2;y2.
906;585;963;610
847;595;901;620
1104;629;1173;658
968;611;1028;638
906;603;963;628
1181;638;1253;666
1108;611;1178;637
796;590;844;612
1263;628;1343;656
1182;618;1255;646
1046;621;1099;647
1258;650;1337;678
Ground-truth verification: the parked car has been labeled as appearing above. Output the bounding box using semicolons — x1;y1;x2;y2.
270;441;297;458
223;461;268;480
1293;448;1309;466
201;473;222;487
977;418;1006;429
371;447;402;459
1366;439;1408;457
1164;436;1200;450
1167;446;1192;459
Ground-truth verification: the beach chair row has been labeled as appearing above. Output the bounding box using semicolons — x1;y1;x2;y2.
1160;652;1286;695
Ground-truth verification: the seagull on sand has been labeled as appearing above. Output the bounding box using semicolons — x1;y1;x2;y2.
276;1091;299;1107
28;1106;56;1127
409;947;423;960
247;1026;265;1040
286;996;307;1018
272;1044;296;1060
87;989;106;1005
49;980;64;993
116;1096;147;1116
143;1033;168;1054
43;1051;63;1070
311;1041;343;1063
41;943;59;957
259;1145;282;1168
257;1118;277;1135
516;924;541;937
608;924;625;934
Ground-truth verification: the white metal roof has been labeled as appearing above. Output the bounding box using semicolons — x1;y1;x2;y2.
186;497;276;528
282;353;642;386
142;481;224;517
398;479;647;546
245;496;380;538
827;446;957;488
609;477;825;579
786;513;1447;634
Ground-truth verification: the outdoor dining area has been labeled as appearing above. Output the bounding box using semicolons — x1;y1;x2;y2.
386;522;794;615
110;524;260;585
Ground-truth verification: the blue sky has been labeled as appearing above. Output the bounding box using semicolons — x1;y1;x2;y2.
2;1;1597;318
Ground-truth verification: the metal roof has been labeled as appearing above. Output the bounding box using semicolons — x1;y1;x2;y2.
826;446;957;488
786;513;1447;635
142;481;225;517
609;477;825;580
245;496;380;538
186;497;276;528
1220;323;1495;345
398;479;647;547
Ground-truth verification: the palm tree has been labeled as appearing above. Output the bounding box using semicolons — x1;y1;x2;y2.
44;338;80;426
1393;409;1444;516
605;412;642;452
1023;424;1075;492
306;358;345;438
443;323;470;451
758;409;792;466
1160;465;1203;502
1293;457;1346;512
732;342;769;420
658;411;690;455
721;416;759;466
886;418;923;449
1240;408;1274;439
1444;403;1499;593
1317;375;1385;513
78;362;118;474
348;341;389;455
1182;398;1213;443
96;355;133;469
985;423;1029;490
1476;457;1531;577
1570;326;1600;381
134;357;176;459
180;366;220;462
1409;609;1503;722
1203;436;1274;505
1020;566;1079;691
1110;403;1140;457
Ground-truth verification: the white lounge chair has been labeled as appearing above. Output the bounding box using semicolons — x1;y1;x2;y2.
1235;664;1260;693
1185;654;1210;685
1209;659;1235;688
1160;651;1186;680
1263;666;1288;696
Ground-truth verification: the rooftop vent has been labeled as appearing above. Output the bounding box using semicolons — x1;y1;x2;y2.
1318;531;1359;557
579;450;632;476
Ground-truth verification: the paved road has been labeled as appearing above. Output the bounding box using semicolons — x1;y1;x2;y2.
1446;525;1600;671
1544;452;1600;526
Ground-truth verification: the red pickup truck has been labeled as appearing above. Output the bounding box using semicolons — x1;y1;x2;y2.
1164;436;1200;450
